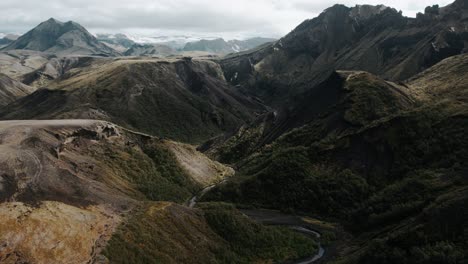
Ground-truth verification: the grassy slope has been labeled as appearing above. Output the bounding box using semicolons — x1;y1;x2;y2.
89;138;201;203
104;202;318;264
203;56;468;262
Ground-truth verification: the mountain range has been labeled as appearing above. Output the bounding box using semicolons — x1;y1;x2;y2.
183;37;277;54
0;1;467;263
0;34;19;48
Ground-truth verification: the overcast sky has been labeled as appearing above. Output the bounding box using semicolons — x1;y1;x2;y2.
0;0;453;39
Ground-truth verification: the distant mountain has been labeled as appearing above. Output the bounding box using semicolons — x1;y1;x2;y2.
183;37;276;54
1;18;120;56
0;34;19;48
124;43;175;56
125;35;220;49
96;33;135;52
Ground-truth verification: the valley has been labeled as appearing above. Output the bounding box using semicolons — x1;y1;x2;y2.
0;0;466;263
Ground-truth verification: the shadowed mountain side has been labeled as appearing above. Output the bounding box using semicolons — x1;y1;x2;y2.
202;53;468;263
201;70;415;164
219;1;468;106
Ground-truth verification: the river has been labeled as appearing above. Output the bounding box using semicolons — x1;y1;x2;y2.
188;185;326;263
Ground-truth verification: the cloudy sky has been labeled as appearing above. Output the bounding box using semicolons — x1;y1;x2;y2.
0;0;453;39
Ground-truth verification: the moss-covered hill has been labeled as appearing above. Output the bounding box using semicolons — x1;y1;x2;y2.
104;202;317;264
202;54;468;263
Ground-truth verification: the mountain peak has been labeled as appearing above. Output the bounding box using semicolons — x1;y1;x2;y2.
350;4;391;19
43;17;63;25
2;18;119;56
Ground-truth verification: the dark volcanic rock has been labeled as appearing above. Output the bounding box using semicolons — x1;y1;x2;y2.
220;1;468;106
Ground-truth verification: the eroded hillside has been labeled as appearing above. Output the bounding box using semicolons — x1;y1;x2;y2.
0;58;265;143
0;120;316;263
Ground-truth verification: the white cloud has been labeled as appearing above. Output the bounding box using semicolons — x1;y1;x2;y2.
0;0;454;39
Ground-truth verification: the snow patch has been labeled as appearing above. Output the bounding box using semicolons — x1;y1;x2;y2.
248;58;254;68
232;44;240;52
230;72;239;82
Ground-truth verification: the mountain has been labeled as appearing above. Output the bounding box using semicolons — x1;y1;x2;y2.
0;119;316;263
201;69;416;163
0;73;36;106
203;51;468;264
183;37;276;54
1;18;120;56
0;1;467;263
96;33;135;52
220;1;468;106
124;43;175;56
198;1;468;262
0;57;265;143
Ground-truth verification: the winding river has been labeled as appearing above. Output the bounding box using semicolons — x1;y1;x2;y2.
188;184;326;264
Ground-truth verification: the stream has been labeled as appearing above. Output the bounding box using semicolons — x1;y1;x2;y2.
188;185;326;264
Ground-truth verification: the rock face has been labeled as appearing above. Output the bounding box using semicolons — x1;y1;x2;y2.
0;58;265;143
1;18;120;57
183;37;276;54
0;74;36;106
